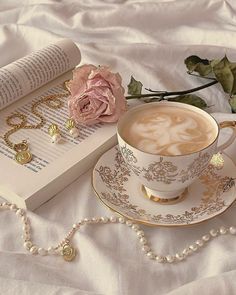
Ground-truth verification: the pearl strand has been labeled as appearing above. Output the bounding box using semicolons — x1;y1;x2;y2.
0;202;236;263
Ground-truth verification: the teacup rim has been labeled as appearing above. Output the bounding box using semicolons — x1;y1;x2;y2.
117;101;219;158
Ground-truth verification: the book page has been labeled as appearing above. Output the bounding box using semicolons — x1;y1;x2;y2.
0;39;81;111
0;80;104;173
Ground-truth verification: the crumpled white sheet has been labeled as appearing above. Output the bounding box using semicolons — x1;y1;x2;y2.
0;0;236;294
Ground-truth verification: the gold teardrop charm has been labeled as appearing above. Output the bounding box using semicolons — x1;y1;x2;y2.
62;243;76;262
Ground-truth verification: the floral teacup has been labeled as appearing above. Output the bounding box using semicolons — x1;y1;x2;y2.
117;102;236;204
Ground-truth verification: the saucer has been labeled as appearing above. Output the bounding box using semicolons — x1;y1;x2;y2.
92;146;236;227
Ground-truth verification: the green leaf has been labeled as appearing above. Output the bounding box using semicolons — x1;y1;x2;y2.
210;59;220;68
212;56;236;95
127;76;143;95
229;95;236;113
229;62;236;95
168;94;207;109
184;55;212;76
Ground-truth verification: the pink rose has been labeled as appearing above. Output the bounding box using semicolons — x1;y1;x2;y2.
67;64;127;125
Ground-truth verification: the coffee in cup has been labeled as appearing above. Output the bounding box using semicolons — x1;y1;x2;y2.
121;104;217;156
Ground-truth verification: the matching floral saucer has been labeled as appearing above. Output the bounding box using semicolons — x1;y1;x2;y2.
92;146;236;227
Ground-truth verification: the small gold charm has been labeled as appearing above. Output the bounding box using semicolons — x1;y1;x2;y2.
15;151;32;164
62;243;76;262
48;124;62;143
14;141;32;164
65;118;79;138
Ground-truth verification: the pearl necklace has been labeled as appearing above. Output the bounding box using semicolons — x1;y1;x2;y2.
1;202;236;263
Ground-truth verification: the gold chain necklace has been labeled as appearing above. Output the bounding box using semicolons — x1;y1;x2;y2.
3;92;69;165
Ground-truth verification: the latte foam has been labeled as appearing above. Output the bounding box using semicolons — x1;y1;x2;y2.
121;105;217;156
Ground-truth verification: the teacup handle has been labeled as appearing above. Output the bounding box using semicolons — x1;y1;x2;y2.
216;121;236;152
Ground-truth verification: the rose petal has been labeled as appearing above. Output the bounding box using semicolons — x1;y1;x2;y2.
87;75;110;89
67;64;96;97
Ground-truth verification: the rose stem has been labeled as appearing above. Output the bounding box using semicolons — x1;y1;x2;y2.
125;79;218;100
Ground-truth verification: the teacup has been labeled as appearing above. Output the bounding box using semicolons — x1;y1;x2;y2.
117;101;236;204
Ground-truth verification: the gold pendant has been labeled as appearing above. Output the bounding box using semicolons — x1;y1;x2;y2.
15;150;33;165
62;243;76;262
14;141;33;165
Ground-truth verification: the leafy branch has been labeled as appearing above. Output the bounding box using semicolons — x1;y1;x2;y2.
126;55;236;112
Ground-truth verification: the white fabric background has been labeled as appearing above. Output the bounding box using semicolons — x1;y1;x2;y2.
0;0;236;294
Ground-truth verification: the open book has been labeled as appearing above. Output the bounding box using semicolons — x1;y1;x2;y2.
0;39;117;210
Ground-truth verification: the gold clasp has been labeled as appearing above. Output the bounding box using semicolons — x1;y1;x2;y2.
14;140;29;152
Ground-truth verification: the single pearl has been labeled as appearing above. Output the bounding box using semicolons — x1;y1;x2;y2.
189;244;198;252
22;233;30;241
110;216;117;223
10;204;17;211
55;248;62;255
155;255;164;263
24;241;32;250
48;247;56;255
52;133;62;143
21;216;28;223
142;245;151;253
210;229;218;237
101;217;109;223
146;252;155;259
67;229;74;236
70;127;79;138
23;224;30;232
132;224;140;231
16;209;24;216
30;246;38;254
38;248;47;256
219;226;227;235
72;223;78;229
137;230;145;237
176;253;185;261
166;255;175;263
118;217;125;223
23;220;30;227
183;248;192;256
195;240;204;247
92;217;99;223
202;234;210;241
126;220;133;227
229;226;236;235
139;237;147;245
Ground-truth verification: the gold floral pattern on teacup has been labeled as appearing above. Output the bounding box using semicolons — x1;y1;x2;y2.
119;144;211;184
178;152;211;183
142;158;178;184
